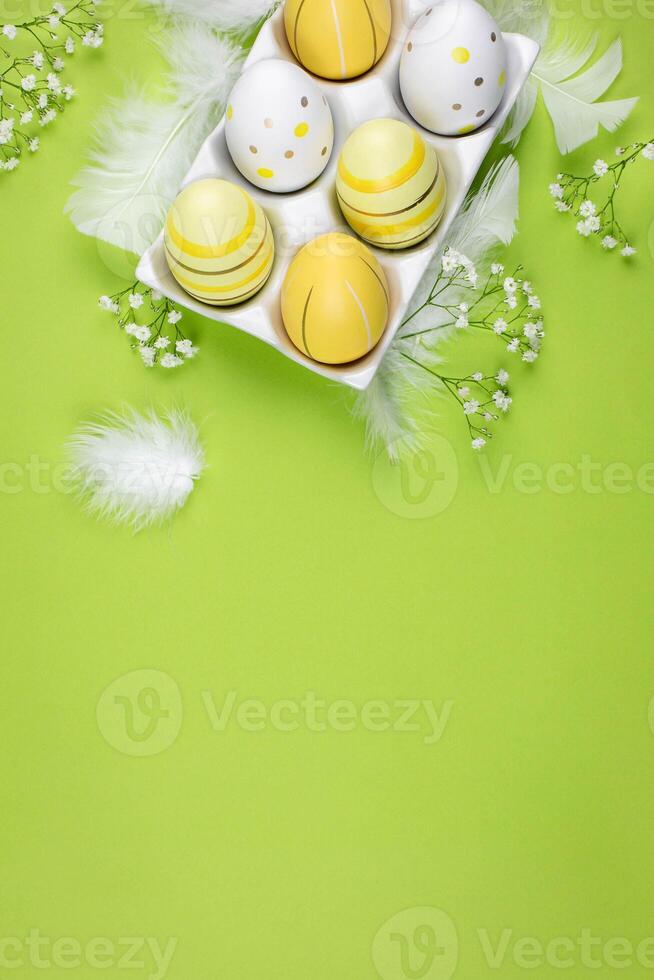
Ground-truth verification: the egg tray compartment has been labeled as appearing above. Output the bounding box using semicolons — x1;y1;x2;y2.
137;0;539;391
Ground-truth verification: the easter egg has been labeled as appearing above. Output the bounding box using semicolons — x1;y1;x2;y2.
400;0;507;136
281;233;389;364
284;0;392;80
164;179;274;307
225;59;334;193
336;118;446;250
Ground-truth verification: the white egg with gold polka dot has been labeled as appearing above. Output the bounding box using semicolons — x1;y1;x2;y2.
225;58;334;194
400;0;507;137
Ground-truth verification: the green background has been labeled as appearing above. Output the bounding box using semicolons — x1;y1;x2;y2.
2;1;654;977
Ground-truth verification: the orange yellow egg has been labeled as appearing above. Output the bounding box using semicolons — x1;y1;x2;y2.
284;0;392;80
281;233;389;364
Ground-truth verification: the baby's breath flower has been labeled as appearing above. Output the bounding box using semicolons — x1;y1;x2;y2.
28;137;39;152
99;283;196;369
176;339;198;358
139;345;155;367
621;245;636;257
551;140;653;255
65;36;75;54
522;350;538;363
472;438;486;451
37;93;48;108
455;314;468;329
398;261;541;451
493;390;512;412
160;353;183;369
40;108;57;126
0;118;15;144
2;24;17;40
21;75;36;91
31;51;45;69
549;182;563;199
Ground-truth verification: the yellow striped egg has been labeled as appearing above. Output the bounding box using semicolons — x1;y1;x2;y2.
164;179;274;307
284;0;392;81
281;232;389;364
336;119;446;250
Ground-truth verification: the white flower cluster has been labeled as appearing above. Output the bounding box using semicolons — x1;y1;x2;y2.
550;140;654;256
0;0;101;172
99;285;199;369
449;369;515;452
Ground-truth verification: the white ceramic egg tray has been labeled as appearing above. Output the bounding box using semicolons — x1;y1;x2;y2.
137;0;539;391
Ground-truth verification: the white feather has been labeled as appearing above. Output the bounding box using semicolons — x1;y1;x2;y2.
356;157;521;460
446;155;520;261
501;22;637;153
536;39;637;153
66;408;204;530
65;24;244;256
139;0;277;32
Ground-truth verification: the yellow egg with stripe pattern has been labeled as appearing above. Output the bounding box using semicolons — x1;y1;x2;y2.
281;233;389;365
284;0;392;81
336;119;446;250
164;179;274;307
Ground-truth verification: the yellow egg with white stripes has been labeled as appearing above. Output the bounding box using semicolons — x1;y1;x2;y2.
336;118;447;250
164;179;274;307
281;233;389;364
284;0;392;80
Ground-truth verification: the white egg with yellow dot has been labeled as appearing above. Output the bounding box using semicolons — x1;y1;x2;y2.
164;178;274;307
336;118;446;250
225;59;334;193
400;0;507;137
